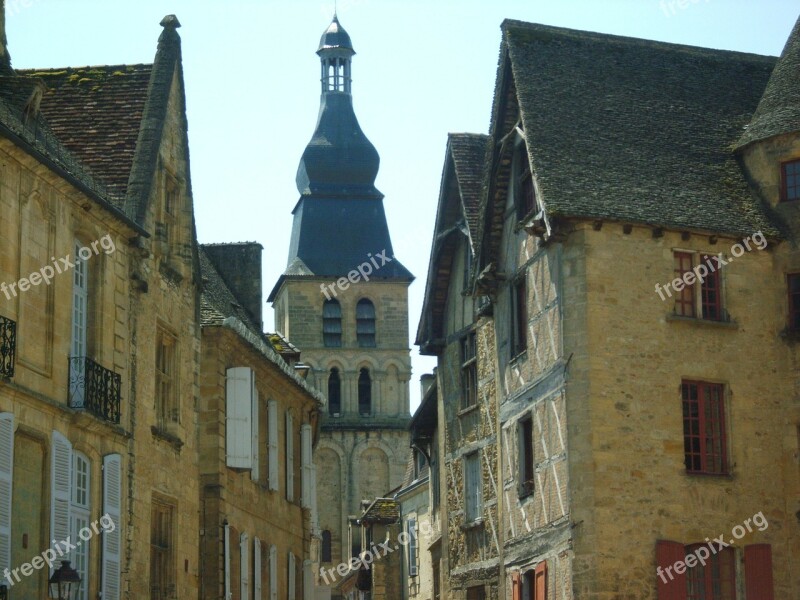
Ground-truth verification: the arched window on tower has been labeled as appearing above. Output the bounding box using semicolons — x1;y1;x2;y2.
323;300;342;347
358;368;372;416
328;368;341;416
356;299;376;347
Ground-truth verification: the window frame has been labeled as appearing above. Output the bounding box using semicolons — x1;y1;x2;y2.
518;415;534;498
780;158;800;203
464;451;482;524
671;251;725;322
682;380;728;475
70;452;91;600
460;332;477;410
149;497;176;600
685;543;736;599
155;325;179;428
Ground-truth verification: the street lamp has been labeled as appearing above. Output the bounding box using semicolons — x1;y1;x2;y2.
48;560;81;600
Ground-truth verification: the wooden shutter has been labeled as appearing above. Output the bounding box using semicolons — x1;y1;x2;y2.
745;544;774;600
534;561;547;600
0;414;13;574
269;545;277;600
310;464;318;534
301;424;312;508
288;552;296;599
286;412;294;502
303;559;313;600
101;453;122;600
51;432;72;556
240;532;250;600
252;387;260;481
227;367;254;469
268;400;279;491
224;523;231;600
510;571;521;600
253;537;262;600
656;540;687;600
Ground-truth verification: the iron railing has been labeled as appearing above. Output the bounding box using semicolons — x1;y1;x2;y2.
0;315;15;379
68;356;121;424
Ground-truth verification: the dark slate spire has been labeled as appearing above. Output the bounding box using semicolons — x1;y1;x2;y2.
270;17;413;294
736;14;800;149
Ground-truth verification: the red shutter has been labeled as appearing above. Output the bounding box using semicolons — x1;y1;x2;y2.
534;561;547;600
511;571;522;600
656;540;687;600
745;544;774;600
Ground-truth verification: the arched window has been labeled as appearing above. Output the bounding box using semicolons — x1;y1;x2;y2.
358;368;372;416
328;368;341;416
356;299;376;347
321;530;332;563
323;300;342;347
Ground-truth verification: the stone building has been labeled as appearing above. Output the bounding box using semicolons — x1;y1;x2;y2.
0;10;202;600
198;242;324;600
267;15;414;598
418;16;800;600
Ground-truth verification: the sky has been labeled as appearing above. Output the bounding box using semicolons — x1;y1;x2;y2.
6;0;798;411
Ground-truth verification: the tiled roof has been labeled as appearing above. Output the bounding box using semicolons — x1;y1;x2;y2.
498;20;781;238
359;498;399;524
737;15;800;149
20;65;153;201
449;133;489;244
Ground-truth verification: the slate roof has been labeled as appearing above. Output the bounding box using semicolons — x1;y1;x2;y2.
498;20;781;238
449;133;490;244
736;15;800;149
359;498;399;524
199;247;262;334
19;65;153;201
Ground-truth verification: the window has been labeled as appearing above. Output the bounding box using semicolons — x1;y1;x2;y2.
682;381;727;475
323;300;342;347
240;533;250;600
268;400;279;491
467;586;486;600
788;273;800;332
511;275;528;357
358;368;372;416
150;498;175;600
407;518;418;577
672;252;724;321
321;530;332;563
460;333;477;409
71;453;90;600
356;299;376;347
686;544;735;599
515;141;536;220
69;239;89;406
328;368;341;415
156;327;179;427
286;411;294;502
781;159;800;202
464;452;482;523
519;416;534;498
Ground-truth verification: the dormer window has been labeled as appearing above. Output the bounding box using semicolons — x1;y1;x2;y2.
514;141;536;220
781;159;800;202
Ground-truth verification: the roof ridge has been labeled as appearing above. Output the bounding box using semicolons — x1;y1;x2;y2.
18;63;153;73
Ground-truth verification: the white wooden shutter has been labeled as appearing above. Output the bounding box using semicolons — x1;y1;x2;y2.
268;400;279;491
227;367;254;469
285;412;294;502
101;453;121;600
300;424;312;508
240;532;250;599
269;545;277;600
288;552;296;600
310;464;318;535
303;559;313;600
224;522;231;600
251;387;260;481
51;431;72;557
253;537;262;600
0;413;14;574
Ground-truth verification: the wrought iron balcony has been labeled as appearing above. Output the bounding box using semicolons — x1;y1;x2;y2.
0;316;15;379
68;356;121;424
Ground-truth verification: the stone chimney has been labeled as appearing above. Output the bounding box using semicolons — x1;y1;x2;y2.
420;373;436;399
201;242;264;329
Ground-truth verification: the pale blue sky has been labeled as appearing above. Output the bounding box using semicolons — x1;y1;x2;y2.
7;0;798;410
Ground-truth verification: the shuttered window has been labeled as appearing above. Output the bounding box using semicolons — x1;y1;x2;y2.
407;518;418;577
268;400;279;491
511;572;522;600
269;545;277;600
0;414;14;576
287;552;296;600
744;544;774;600
303;559;314;600
240;533;249;600
51;431;73;568
301;424;313;508
253;537;263;600
224;523;231;600
686;544;735;599
71;453;91;600
251;388;260;481
464;452;481;523
101;454;122;600
323;300;342;347
227;367;255;469
286;412;294;502
682;381;727;475
534;562;547;599
356;299;376;347
656;540;687;600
